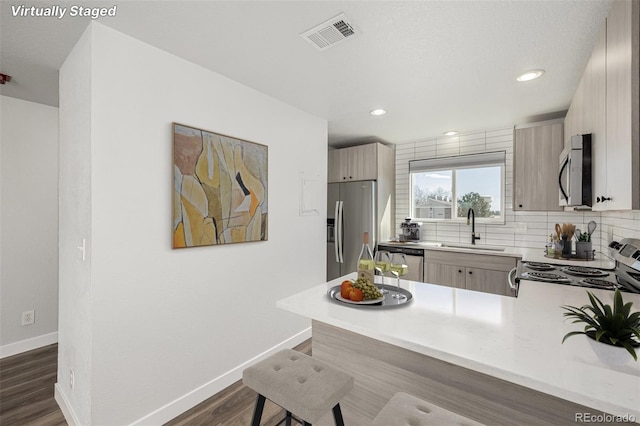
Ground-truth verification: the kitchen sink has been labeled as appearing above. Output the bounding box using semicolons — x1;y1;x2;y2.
439;243;506;252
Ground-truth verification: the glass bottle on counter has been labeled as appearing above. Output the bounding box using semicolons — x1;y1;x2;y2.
553;236;562;259
357;232;375;283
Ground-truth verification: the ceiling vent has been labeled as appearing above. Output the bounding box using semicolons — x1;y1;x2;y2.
300;13;359;51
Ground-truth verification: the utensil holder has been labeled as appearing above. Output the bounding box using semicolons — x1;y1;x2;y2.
561;237;572;257
576;241;593;259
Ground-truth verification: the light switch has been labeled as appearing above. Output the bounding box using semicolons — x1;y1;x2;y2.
77;238;86;261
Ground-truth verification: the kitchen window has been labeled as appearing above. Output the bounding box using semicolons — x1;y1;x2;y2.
409;151;505;222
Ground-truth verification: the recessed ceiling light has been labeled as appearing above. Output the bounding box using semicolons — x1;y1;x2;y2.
443;131;458;136
370;108;387;116
516;69;545;82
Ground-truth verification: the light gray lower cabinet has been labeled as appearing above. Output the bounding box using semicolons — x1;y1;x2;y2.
424;262;465;289
465;267;513;296
424;251;517;297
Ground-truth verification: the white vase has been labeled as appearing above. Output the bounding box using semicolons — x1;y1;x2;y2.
587;336;634;365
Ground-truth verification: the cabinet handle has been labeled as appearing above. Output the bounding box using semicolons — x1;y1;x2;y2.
519;204;523;208
508;267;518;293
468;271;473;275
458;269;462;273
598;196;612;202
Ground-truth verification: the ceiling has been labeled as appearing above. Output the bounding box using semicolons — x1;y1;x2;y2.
0;0;613;146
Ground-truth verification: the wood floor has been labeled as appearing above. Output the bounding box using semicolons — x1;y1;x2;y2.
0;340;311;426
165;339;312;426
0;344;66;426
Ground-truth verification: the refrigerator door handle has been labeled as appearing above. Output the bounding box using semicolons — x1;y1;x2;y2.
334;201;340;263
337;201;344;263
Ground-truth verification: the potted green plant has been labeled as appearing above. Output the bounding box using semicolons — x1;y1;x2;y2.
561;289;640;363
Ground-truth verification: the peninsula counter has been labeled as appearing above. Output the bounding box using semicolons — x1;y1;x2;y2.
277;274;640;425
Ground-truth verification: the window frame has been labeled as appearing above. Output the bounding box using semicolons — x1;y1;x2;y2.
408;151;506;224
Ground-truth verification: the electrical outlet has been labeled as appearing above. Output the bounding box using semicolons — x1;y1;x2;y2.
514;222;528;234
70;368;75;390
21;310;35;326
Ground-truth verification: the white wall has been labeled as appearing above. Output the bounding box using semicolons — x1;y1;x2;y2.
57;22;327;425
0;95;59;356
57;25;94;425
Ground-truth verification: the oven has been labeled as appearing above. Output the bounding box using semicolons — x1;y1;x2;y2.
514;238;640;294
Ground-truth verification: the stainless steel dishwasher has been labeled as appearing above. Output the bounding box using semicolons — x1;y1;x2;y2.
377;244;424;282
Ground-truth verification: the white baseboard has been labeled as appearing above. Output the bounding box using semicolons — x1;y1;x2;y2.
54;383;80;426
0;332;58;359
130;327;312;426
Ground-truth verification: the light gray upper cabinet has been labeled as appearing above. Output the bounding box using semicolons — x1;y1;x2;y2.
513;122;564;211
327;149;344;183
328;143;392;183
347;144;378;181
328;142;395;242
603;0;639;210
564;0;639;211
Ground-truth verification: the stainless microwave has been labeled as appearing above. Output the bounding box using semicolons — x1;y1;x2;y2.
559;134;592;207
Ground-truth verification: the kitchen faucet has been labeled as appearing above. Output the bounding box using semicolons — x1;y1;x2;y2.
467;208;481;245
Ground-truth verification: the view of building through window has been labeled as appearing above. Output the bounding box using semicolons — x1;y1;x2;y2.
411;165;502;221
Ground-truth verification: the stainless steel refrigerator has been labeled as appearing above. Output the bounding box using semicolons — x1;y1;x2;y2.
327;181;376;280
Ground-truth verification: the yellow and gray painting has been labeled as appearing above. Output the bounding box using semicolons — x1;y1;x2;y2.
173;123;268;248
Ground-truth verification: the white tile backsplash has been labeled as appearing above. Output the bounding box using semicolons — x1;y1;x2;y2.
394;126;640;252
459;133;486;155
601;211;640;243
486;128;513;138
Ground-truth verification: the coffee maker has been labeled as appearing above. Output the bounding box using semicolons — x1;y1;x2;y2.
400;218;422;241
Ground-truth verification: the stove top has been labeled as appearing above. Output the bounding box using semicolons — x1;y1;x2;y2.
514;239;640;295
579;278;621;291
561;266;609;278
523;262;556;271
516;257;638;294
521;271;572;283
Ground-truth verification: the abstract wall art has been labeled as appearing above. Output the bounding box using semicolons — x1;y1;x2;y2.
173;123;268;248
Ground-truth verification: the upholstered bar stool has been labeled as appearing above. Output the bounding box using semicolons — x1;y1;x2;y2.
372;392;485;426
242;349;354;426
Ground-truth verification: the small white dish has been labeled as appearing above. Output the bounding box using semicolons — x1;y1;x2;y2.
335;293;384;305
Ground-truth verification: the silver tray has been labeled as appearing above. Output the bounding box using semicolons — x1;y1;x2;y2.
543;253;596;262
327;284;413;309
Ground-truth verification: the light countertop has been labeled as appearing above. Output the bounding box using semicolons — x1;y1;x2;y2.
378;240;616;269
277;274;640;418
